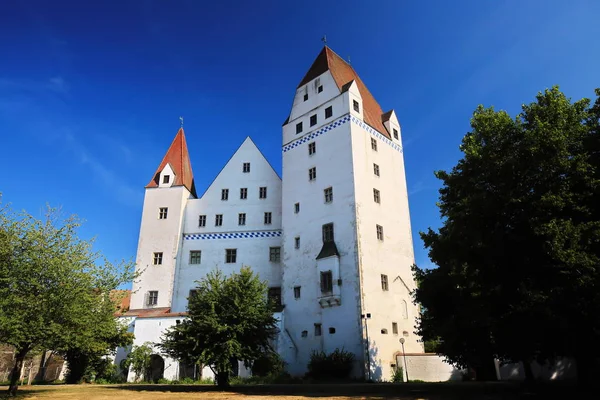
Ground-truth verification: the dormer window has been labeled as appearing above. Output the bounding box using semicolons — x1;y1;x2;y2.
163;175;170;184
393;128;399;140
353;100;360;112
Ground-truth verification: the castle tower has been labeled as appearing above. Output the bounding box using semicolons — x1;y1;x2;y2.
129;127;196;311
280;47;422;380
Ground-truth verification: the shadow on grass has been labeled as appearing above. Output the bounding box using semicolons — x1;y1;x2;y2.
0;386;52;399
105;381;584;399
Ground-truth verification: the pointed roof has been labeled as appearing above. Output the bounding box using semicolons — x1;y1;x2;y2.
297;46;390;139
146;127;197;197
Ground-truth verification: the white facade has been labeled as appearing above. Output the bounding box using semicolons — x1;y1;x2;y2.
119;46;423;382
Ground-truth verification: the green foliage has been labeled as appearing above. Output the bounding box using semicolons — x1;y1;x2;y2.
158;267;278;388
415;86;600;382
251;351;285;377
423;338;441;354
306;348;355;380
391;366;404;383
121;343;154;382
0;203;137;395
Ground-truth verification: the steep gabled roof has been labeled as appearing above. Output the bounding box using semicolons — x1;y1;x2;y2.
146;127;197;197
297;46;390;139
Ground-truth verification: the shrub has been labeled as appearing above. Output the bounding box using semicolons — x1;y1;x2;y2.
156;378;170;384
251;352;285;377
391;366;404;383
307;348;355;380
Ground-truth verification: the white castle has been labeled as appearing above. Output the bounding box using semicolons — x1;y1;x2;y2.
116;46;423;381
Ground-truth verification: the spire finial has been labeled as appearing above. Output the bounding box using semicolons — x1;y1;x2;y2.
347;56;351;65
179;116;184;128
321;35;327;46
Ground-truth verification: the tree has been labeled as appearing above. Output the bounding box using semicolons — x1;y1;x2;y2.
414;87;600;382
159;267;278;388
121;342;153;382
0;203;136;395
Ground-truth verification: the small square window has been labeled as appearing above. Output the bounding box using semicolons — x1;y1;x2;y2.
215;214;223;226
353;100;360;112
371;138;378;151
325;106;333;119
243;162;251;173
322;223;334;243
324;187;333;203
264;212;272;225
303;93;308;101
153;252;163;265
226;249;237;263
309;167;316;181
148;291;158;306
329;327;336;334
320;271;333;293
294;286;301;299
318;85;323;93
294;203;300;213
301;330;308;338
163;175;170;184
314;323;322;336
392;322;398;335
296;122;303;134
373;163;380;177
310;114;317;127
159;207;168;219
294;236;300;249
381;274;389;291
373;188;381;204
189;251;201;265
381;329;388;335
393;128;399;140
377;224;384;241
269;246;281;262
198;215;206;227
240;188;248;199
221;189;229;201
238;213;246;226
259;187;267;199
308;142;316;155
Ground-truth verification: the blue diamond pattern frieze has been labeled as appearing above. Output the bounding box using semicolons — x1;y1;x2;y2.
184;230;283;241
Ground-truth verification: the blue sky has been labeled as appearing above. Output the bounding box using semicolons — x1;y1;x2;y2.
1;0;599;274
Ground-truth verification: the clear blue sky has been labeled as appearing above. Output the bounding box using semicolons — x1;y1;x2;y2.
1;0;599;273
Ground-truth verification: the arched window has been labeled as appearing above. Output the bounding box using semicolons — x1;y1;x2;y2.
402;299;408;319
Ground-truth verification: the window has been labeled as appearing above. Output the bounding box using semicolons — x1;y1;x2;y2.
215;214;223;226
240;188;247;199
269;246;281;262
402;299;408;319
324;187;333;203
325;106;333;119
309;167;316;181
377;224;384;241
294;203;300;213
259;187;267;199
373;188;381;204
371;138;378;151
381;329;388;334
301;330;308;338
294;286;301;299
310;114;317;127
329;327;336;334
393;128;399;140
308;142;316;155
153;252;163;265
225;249;237;263
264;212;272;225
322;223;334;242
320;270;333;293
188;289;198;301
163;175;170;184
243;162;250;173
268;287;282;308
373;163;380;177
159;207;168;219
189;250;201;265
221;189;229;201
198;215;206;227
392;322;398;335
314;323;322;336
353;100;360;112
303;93;308;101
381;274;389;291
296;122;303;134
147;291;158;306
238;213;246;226
294;236;300;249
318;85;323;93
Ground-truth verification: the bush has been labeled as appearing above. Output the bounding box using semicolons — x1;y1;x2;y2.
251;352;285;377
391;366;404;383
307;348;355;380
156;378;170;384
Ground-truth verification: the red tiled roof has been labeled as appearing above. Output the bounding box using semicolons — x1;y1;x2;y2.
121;307;188;319
111;289;131;314
297;46;391;139
146;127;197;197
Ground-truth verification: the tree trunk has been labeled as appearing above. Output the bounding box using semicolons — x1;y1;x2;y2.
575;353;594;386
215;370;230;388
474;356;498;381
522;359;535;383
8;348;29;397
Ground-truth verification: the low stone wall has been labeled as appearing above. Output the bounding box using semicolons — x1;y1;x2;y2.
497;358;576;381
395;354;464;382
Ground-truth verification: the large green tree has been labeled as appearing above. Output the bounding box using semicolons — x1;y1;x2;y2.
0;203;136;395
159;267;278;388
414;87;600;382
